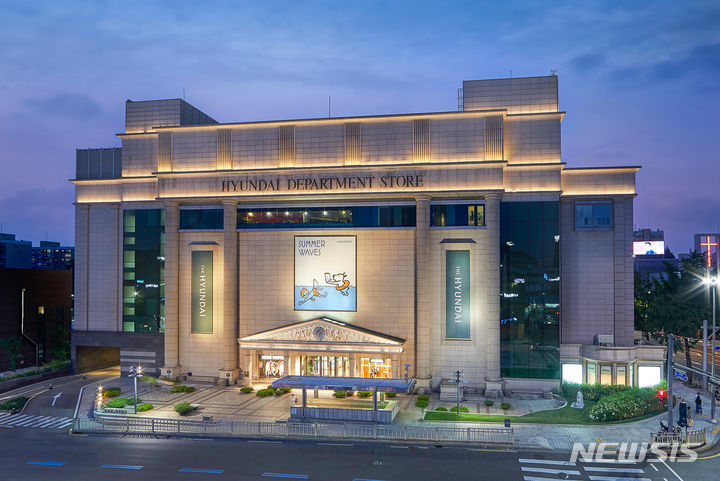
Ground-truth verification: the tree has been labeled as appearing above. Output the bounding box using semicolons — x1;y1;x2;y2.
0;337;23;371
50;327;70;361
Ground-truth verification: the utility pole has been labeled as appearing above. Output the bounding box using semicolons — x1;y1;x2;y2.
454;370;463;415
703;319;709;391
667;334;674;428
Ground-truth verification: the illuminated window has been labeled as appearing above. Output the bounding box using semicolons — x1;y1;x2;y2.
600;365;612;385
616;365;626;386
237;206;415;228
575;201;612;229
430;204;485;227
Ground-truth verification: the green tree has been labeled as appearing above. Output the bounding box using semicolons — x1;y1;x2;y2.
50;327;70;361
0;337;23;371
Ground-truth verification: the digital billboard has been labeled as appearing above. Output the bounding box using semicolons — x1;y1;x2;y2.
633;241;665;256
294;236;356;311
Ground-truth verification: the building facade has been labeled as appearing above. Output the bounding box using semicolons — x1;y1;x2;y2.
32;241;74;270
71;76;664;393
0;233;32;269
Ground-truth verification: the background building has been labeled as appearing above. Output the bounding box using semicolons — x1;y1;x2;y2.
71;76;664;392
0;233;32;269
633;229;679;282
32;241;74;270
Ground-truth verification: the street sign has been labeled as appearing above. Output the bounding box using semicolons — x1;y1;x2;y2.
674;369;688;382
715;346;720;351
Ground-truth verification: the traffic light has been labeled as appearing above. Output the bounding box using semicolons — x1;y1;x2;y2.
657;389;666;406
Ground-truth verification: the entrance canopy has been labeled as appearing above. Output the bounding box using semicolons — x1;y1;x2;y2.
272;375;415;393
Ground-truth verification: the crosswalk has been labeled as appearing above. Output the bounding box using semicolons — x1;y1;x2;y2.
0;413;75;429
519;457;652;481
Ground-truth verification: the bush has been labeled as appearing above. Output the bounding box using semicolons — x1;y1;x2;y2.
103;387;121;398
500;402;511;410
106;397;128;408
240;387;254;393
171;385;196;393
174;401;193;415
435;406;448;411
274;388;291;395
0;396;27;411
588;387;662;422
484;400;495;407
140;376;158;386
126;397;143;406
415;399;428;409
136;403;154;412
357;391;372;398
333;390;347;398
256;388;275;397
561;382;631;402
417;394;430;402
450;406;470;413
385;392;397;398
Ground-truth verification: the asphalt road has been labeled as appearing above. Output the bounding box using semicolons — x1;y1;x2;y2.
0;427;705;481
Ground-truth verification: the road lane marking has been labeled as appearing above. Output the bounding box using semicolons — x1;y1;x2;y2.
523;477;572;481
261;474;309;479
51;392;62;406
469;448;518;452
317;442;353;446
248;440;282;444
27;461;66;466
26;416;54;427
579;459;637;464
353;478;389;481
14;416;47;427
519;459;576;466
587;477;650;481
659;457;685;481
4;415;32;425
650;464;659;471
101;465;143;469
584;467;645;473
179;468;224;474
521;467;581;476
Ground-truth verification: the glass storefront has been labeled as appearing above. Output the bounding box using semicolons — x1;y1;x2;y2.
360;358;392;378
300;355;350;377
258;355;285;378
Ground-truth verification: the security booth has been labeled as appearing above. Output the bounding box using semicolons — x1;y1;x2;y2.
272;375;415;423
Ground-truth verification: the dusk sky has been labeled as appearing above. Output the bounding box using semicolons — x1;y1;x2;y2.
1;1;718;252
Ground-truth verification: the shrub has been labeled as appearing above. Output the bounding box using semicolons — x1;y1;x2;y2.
500;402;511;410
333;390;347;398
385;392;397;398
0;396;27;411
106;397;128;408
417;394;430;402
357;391;372;398
435;406;448;411
274;388;291;395
415;399;428;409
345;391;354;397
240;387;254;393
561;382;631;402
174;401;193;415
484;400;495;407
136;403;154;412
171;385;196;393
126;397;143;406
140;376;158;386
588;388;662;422
103;387;121;398
256;388;275;397
450;406;470;413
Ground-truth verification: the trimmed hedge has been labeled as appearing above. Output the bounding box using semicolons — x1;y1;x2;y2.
588;387;663;422
174;401;193;415
240;387;254;393
171;385;196;393
140;376;158;386
256;388;275;397
435;406;448;411
136;403;154;412
417;394;430;402
103;387;121;398
484;400;495;407
385;392;397;398
500;402;511;410
416;399;428;409
274;388;291;395
0;396;27;411
106;397;128;408
450;406;470;413
126;397;143;406
357;391;372;398
333;390;347;398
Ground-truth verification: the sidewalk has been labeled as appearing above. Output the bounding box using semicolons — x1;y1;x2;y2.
80;377;720;450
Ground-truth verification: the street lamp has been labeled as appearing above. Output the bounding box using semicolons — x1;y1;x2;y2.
128;364;143;414
704;271;718;424
96;385;104;413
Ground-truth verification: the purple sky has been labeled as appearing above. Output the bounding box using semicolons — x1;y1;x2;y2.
1;1;718;252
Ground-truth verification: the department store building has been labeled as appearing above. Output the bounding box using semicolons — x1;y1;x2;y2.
71;75;664;394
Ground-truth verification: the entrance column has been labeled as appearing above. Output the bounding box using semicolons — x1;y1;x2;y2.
484;192;503;397
415;195;432;392
161;201;181;379
219;199;240;383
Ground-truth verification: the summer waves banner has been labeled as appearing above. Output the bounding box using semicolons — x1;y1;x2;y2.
191;251;213;333
446;250;470;339
294;236;356;311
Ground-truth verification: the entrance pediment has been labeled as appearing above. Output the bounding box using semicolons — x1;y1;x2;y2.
238;318;404;353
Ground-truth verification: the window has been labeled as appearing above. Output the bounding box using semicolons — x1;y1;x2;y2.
237;206;415;229
587;363;596;384
600;365;612;385
575;201;612;229
179;209;224;230
617;365;626;386
430;204;485;227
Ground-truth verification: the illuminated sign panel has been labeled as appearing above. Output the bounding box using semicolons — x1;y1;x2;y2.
446;250;470;339
632;241;664;256
294;236;356;311
191;251;213;333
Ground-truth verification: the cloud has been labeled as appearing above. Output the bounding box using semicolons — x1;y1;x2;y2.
0;187;75;245
24;93;105;119
569;53;606;72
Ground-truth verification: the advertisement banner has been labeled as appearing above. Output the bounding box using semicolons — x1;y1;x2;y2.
446;250;470;339
632;240;664;256
191;250;213;333
294;236;356;311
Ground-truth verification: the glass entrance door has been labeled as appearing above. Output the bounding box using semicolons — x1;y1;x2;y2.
300;355;349;376
360;358;392;378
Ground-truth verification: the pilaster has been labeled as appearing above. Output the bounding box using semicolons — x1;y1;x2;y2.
415;194;432;391
220;199;240;383
161;201;180;379
484;192;503;396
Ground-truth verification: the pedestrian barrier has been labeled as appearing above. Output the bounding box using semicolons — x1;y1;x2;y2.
650;428;707;448
73;416;514;445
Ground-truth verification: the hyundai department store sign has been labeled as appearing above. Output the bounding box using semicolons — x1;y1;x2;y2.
294;236;356;311
446;250;470;339
192;251;213;333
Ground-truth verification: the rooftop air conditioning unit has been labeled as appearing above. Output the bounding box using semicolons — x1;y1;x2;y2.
594;334;614;347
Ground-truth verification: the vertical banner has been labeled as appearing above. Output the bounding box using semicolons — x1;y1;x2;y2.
446;250;470;339
191;250;213;333
294;236;356;311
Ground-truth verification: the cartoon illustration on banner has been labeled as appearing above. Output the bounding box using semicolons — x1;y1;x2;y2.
294;236;356;311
